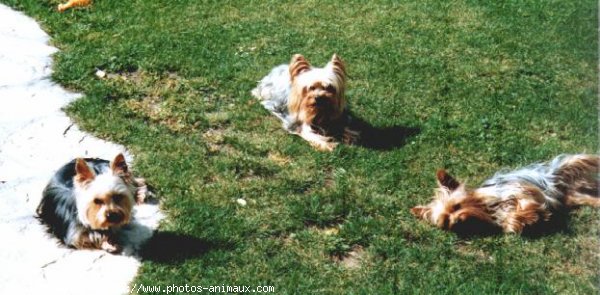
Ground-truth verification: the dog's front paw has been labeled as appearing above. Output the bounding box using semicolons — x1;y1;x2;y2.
314;140;338;152
134;178;149;204
101;240;122;254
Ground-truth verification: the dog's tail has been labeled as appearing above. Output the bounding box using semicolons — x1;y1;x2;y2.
553;154;599;206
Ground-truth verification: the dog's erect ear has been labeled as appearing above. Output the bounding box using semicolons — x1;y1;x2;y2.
110;153;129;176
328;54;346;82
75;158;95;185
410;206;430;220
289;54;311;82
436;169;461;191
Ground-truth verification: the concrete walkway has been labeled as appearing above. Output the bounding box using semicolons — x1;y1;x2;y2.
0;4;162;294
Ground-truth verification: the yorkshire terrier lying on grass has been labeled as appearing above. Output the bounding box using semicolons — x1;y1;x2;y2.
37;154;148;253
411;154;599;235
252;54;358;151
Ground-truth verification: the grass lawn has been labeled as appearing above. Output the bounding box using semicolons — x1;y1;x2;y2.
3;0;598;293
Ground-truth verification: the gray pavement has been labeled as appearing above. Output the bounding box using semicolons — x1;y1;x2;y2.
0;4;163;294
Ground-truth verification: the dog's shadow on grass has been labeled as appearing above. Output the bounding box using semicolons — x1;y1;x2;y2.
452;211;573;239
137;231;233;263
348;115;420;151
521;211;573;239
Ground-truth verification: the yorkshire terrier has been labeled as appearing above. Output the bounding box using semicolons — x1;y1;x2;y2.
37;154;148;253
251;54;358;151
411;154;599;235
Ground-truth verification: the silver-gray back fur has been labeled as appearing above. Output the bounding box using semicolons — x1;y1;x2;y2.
481;154;576;206
251;64;301;133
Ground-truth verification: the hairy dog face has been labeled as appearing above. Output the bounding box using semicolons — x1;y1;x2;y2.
74;154;135;230
411;170;497;234
288;54;346;127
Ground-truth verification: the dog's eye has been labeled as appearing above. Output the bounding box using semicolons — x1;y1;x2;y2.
452;204;461;211
325;85;336;94
112;194;124;202
93;198;103;205
308;85;316;91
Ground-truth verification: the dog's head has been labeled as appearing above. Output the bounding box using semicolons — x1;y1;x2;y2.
74;153;135;230
288;54;346;127
411;170;497;234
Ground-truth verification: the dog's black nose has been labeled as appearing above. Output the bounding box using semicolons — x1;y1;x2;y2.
106;211;124;223
315;96;328;106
